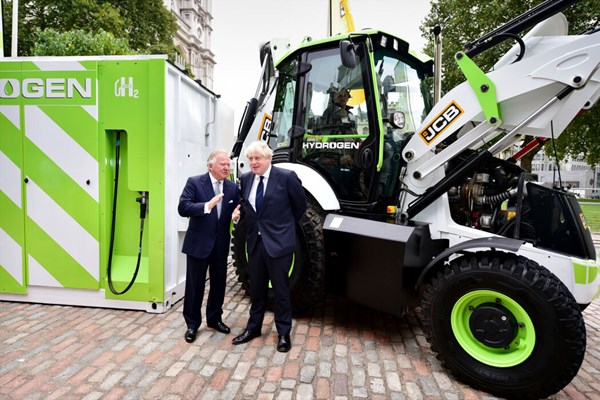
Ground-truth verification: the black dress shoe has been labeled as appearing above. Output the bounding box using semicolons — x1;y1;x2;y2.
207;321;231;334
232;329;261;345
277;334;291;353
184;328;197;343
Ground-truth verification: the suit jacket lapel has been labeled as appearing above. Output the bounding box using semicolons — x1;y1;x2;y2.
264;167;279;206
243;174;253;203
223;179;238;204
201;173;213;199
223;179;232;199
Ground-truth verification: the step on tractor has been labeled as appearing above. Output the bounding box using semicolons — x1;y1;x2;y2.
230;0;600;397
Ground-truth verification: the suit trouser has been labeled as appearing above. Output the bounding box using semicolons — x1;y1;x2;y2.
183;249;227;330
246;236;293;336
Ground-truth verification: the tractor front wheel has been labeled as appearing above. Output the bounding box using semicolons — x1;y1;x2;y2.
420;251;586;399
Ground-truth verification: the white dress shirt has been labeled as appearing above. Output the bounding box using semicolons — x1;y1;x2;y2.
204;176;222;214
249;166;271;211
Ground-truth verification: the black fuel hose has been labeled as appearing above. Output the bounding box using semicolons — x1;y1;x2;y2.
107;131;146;295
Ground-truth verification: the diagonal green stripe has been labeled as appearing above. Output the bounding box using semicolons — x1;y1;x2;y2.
19;62;42;71
0;61;26;71
0;61;42;73
0;112;23;167
26;219;98;289
38;106;98;159
24;138;99;240
79;60;98;71
573;263;587;285
0;193;25;246
589;264;598;284
0;266;26;294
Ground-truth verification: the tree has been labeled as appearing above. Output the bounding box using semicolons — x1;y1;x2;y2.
32;28;133;56
108;0;178;54
420;0;600;170
2;0;177;57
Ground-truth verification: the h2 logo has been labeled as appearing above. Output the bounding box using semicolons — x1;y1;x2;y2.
114;77;139;99
419;101;463;144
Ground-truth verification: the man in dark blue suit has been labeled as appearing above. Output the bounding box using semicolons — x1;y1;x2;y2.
232;141;307;352
178;150;241;343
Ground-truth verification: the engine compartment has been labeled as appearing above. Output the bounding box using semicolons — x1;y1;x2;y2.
446;150;595;259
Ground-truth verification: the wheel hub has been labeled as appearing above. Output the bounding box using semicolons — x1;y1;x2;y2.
469;302;518;348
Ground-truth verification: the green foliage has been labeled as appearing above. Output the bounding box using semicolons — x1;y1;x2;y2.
552;104;600;166
110;0;178;52
32;29;134;56
579;202;600;232
2;0;178;57
420;0;600;167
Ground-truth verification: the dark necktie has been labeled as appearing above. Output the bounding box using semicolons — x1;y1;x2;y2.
255;176;264;213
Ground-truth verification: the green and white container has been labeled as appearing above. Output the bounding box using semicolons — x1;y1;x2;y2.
0;55;233;312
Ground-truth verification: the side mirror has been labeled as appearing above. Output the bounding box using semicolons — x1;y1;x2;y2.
280;62;312;79
340;40;357;68
259;41;271;65
389;112;405;129
297;62;312;76
288;125;305;138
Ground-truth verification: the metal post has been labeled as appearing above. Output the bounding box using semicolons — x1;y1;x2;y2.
11;0;17;57
0;0;4;57
433;26;442;104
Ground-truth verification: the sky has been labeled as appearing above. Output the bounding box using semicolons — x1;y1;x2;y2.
211;0;432;129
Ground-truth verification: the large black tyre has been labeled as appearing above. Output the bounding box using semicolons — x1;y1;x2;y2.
420;251;586;399
231;197;326;315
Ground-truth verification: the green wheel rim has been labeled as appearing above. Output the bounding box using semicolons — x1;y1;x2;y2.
451;290;536;368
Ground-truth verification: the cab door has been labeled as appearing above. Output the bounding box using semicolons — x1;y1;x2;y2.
296;45;376;202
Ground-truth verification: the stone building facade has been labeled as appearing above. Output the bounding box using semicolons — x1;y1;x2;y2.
164;0;215;89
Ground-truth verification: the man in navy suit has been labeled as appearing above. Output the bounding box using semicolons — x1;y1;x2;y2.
232;141;307;352
178;150;241;343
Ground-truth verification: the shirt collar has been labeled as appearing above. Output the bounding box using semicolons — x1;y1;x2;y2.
210;174;221;185
256;165;272;181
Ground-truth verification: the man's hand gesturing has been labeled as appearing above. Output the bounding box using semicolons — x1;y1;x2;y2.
208;193;224;210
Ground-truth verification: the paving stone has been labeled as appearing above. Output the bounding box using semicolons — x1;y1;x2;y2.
299;365;316;383
0;264;598;400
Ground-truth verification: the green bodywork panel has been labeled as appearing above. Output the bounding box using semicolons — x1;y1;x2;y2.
455;51;502;126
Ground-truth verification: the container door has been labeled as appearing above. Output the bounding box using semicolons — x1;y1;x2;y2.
0;61;26;294
2;60;101;293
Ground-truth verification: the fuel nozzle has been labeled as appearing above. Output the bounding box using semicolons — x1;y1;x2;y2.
136;191;148;219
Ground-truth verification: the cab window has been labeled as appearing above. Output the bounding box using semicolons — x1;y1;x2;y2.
271;59;298;149
298;47;371;202
373;49;430;200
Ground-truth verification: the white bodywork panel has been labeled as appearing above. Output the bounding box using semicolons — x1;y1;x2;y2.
276;162;341;210
403;23;600;190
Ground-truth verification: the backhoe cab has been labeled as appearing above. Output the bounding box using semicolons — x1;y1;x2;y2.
231;1;600;398
235;31;434;211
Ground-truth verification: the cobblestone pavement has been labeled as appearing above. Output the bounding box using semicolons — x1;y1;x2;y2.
1;264;599;400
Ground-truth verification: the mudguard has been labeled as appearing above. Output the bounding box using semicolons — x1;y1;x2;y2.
415;236;525;288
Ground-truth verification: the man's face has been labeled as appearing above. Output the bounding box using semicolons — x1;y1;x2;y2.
248;152;271;176
209;153;231;181
335;89;350;105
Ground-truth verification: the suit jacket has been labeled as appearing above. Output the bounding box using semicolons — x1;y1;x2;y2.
178;173;240;260
240;166;307;258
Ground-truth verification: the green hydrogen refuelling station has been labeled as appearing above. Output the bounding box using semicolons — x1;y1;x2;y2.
0;55;234;312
